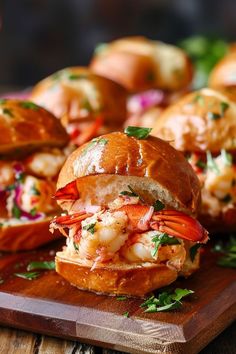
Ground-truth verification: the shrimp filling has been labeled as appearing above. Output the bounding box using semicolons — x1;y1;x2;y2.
51;192;208;269
0;148;68;225
188;150;236;218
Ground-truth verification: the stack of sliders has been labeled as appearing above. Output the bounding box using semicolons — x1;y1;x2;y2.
50;128;208;297
152;88;236;232
30;67;128;146
90;36;193;128
0;99;69;251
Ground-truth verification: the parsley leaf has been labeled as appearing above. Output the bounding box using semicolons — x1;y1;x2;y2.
123;311;129;318
190;244;201;262
153;200;165;211
12;204;21;219
220;101;229;116
207;112;221;120
30;208;37;216
141;288;194;313
3;108;14;117
27;261;55;271
14;272;40;280
206;151;220;174
213;235;236;268
116;296;127;301
151;233;180;257
83;222;96;234
68;74;87;80
195;159;206;169
124;126;152;139
19;101;39;110
31;185;41;196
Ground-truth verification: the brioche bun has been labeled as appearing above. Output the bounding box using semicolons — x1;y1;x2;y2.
57;132;200;215
90;37;193;92
0;99;69;157
0;217;60;252
152;88;236;153
209;51;236;92
30;67;127;128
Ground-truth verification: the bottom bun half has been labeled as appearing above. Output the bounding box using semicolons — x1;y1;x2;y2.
55;251;199;297
0;217;61;252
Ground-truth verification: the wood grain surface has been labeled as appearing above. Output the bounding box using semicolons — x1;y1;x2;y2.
0;240;235;354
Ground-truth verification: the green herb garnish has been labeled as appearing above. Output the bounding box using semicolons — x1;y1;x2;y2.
68;74;87;80
73;242;79;251
3;108;13;117
81;99;93;112
153;200;165;212
190;244;201;262
30;208;37;216
206;151;220;174
195;159;206;169
151;233;180;257
27;261;55;271
31;185;41;196
19;101;40;110
220;101;229;116
83;222;96;234
193;94;204;106
16;172;25;183
221;149;233;166
207;112;221;120
141;288;194;313
82;137;108;156
213;235;236;268
123;311;129;318
12;204;21;219
14;272;40;280
124;126;152;139
116;296;127;301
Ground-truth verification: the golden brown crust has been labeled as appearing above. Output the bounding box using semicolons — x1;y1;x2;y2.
152;88;236;153
30;67;127;127
57;132;201;214
209;51;236;92
55;253;178;297
90;37;193;92
0;217;61;252
0;99;69;157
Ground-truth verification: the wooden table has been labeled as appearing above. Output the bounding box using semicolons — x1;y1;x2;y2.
0;323;235;354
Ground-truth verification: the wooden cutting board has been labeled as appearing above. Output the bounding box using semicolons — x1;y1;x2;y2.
0;240;235;354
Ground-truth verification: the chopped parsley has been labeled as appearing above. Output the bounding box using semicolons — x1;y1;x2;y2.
12;204;21;219
207;112;221;120
14;272;40;280
153;200;165;211
68;73;87;80
19;101;40;111
190;244;201;262
141;288;194;313
27;261;55;271
3;108;13;117
220;101;229;116
123;311;129;318
195;159;206;169
30;208;37;216
212;235;236;268
193;94;204;106
82;137;108;156
31;185;41;196
221;149;233;166
206;151;220;174
151;233;180;257
73;242;79;251
83;222;96;234
116;296;127;301
124;126;152;139
120;185;139;198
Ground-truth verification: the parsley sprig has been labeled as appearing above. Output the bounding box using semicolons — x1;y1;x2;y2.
212;235;236;268
83;222;96;234
152;233;180;257
141;288;194;313
14;272;40;280
27;261;55;271
124;126;152;139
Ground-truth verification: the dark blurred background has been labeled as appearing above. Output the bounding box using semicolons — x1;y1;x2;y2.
1;0;236;88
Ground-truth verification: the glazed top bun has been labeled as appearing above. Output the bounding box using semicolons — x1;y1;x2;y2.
209;50;236;92
90;36;193;92
57;132;200;215
152;88;236;153
0;99;69;157
30;67;127;126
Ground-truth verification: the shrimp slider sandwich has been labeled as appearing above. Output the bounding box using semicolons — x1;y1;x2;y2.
0;99;69;251
50;128;208;297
